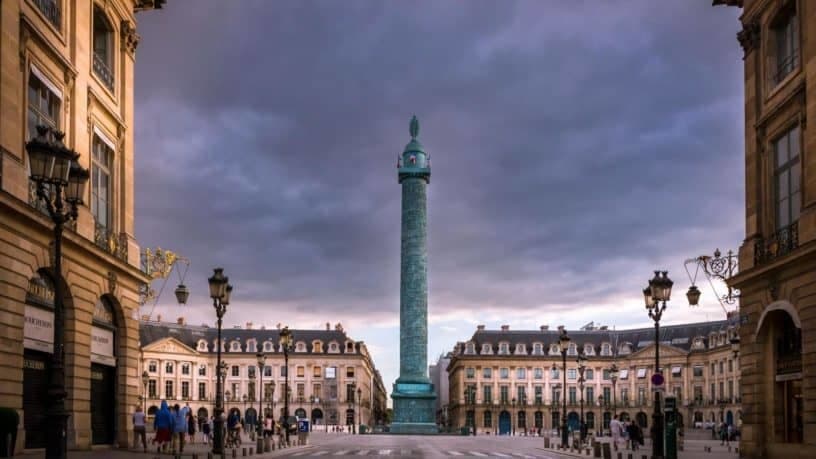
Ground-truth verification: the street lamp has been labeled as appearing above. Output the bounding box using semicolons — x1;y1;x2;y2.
577;353;587;445
208;268;232;455
268;381;276;421
511;397;516;437
347;383;356;434
609;363;619;417
730;336;740;359
279;326;294;444
356;387;362;434
27;125;89;459
644;270;673;459
559;328;570;448
141;370;149;404
256;352;266;451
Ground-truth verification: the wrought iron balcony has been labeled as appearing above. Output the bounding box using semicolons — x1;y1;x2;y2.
33;0;61;29
93;52;114;90
94;220;128;261
754;222;798;265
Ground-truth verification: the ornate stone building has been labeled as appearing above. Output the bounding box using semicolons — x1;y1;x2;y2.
448;321;740;436
138;319;388;430
0;0;164;452
714;0;816;458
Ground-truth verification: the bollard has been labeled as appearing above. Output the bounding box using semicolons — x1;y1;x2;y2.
242;447;247;456
208;453;214;459
728;446;732;452
586;447;591;455
736;447;739;453
544;437;550;448
602;442;612;459
617;452;622;459
250;447;254;455
193;455;198;459
628;453;633;459
594;441;601;458
232;448;237;458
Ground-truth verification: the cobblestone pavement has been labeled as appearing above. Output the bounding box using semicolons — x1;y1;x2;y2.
12;432;742;458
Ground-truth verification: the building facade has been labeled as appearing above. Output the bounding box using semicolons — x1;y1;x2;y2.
714;1;816;458
139;319;388;430
429;353;451;427
448;322;740;436
0;0;164;452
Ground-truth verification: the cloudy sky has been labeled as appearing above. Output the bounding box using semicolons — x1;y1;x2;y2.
133;1;744;396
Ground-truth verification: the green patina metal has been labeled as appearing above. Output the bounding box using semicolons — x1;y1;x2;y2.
391;116;437;434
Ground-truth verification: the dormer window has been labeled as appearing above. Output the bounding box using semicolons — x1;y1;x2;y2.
92;6;115;90
567;343;577;356
313;341;323;353
464;343;476;355
329;342;339;353
601;343;612;356
230;341;241;352
197;340;208;352
498;343;510;355
549;344;560;356
584;344;595;356
296;341;306;352
532;343;543;355
515;344;526;355
770;2;799;86
264;341;274;352
619;343;631;355
481;344;493;355
346;342;355;353
692;337;705;350
247;340;257;353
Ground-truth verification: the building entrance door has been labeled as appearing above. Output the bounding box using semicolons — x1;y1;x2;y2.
499;411;511;435
23;350;50;449
91;363;116;444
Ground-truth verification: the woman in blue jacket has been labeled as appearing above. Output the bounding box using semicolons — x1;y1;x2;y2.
152;400;174;453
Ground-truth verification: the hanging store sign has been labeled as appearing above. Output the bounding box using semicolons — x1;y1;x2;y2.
91;326;116;367
24;305;54;353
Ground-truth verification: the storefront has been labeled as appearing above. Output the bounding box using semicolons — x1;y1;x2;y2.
90;300;117;445
23;275;54;449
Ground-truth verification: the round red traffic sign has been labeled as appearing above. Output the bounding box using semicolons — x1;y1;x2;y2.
651;373;664;386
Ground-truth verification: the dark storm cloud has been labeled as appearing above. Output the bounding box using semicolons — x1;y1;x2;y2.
133;1;743;328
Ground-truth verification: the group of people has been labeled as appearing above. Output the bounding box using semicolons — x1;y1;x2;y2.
132;401;211;454
609;415;644;451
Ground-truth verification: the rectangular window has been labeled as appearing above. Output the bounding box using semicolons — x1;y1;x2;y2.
248;366;256;379
297;366;305;378
500;386;509;403
636;368;647;379
602;387;611;404
586;387;594;404
346;384;355;402
165;380;174;399
91;136;113;229
719;382;724;399
551;368;560;379
148;361;157;373
552;387;561;405
297;383;305;399
198;365;206;376
775;126;801;230
637;387;646;405
264;366;272;377
346;367;355;378
325;367;336;379
181;381;189;399
465;367;475;379
693;386;703;402
198;382;206;400
584;369;594;380
567;369;577;380
499;368;509;379
517;386;526;404
728;380;734;399
773;6;799;84
165;362;174;374
232;365;240;377
482;368;492;379
533;368;543;380
281;366;288;377
312;384;321;400
313;366;322;378
711;363;715;376
711;383;716;400
601;369;610;380
517;368;526;379
148;380;157;398
719;361;724;374
534;386;543;403
483;385;492;404
568;387;576;404
27;71;61;140
621;388;629;403
728;360;733;373
693;366;704;377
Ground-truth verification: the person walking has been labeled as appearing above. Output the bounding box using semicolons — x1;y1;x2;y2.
187;412;197;444
720;421;729;446
609;415;623;451
152;400;174;454
132;405;147;452
172;404;187;453
202;415;212;444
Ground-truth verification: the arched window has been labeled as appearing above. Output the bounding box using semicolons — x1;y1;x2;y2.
92;6;115;90
481;343;493;355
515;343;526;355
230;341;241;352
346;341;355;353
197;340;208;352
296;341;306;352
313;341;323;353
264;341;274;352
464;342;476;355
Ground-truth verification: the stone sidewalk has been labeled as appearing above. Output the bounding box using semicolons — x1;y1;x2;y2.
538;436;740;459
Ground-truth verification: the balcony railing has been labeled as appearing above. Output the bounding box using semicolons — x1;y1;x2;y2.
93;52;114;90
33;0;61;29
755;222;798;265
94;220;128;261
772;52;799;86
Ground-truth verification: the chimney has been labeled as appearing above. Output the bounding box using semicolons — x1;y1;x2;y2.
540;325;549;331
276;323;282;330
599;326;608;330
177;317;185;325
501;325;509;331
326;322;331;331
335;323;344;332
156;314;162;322
246;322;253;330
476;325;485;331
260;325;266;330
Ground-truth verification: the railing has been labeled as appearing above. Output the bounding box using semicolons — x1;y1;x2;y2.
772;51;798;86
33;0;61;29
93;52;115;90
94;220;128;261
754;222;799;265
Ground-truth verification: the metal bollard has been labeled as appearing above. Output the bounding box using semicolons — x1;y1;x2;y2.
250;447;254;455
594;442;601;458
544;437;550;448
208;453;214;459
242;446;247;456
232;448;237;458
628;453;633;459
617;452;622;459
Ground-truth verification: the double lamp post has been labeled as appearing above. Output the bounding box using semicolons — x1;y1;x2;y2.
208;268;233;456
643;270;673;459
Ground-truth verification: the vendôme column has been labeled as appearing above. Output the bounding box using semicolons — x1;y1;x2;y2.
391;115;437;434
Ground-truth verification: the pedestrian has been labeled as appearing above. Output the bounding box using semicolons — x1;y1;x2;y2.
264;414;274;438
202;415;211;444
172;403;187;453
609;415;623;451
720;421;729;446
152;400;174;454
188;412;197;444
132;405;147;452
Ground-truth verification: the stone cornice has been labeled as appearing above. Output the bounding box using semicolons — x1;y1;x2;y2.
737;21;760;57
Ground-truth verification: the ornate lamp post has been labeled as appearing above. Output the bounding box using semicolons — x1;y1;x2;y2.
141;371;149;405
643;270;673;459
268;381;276;421
559;329;571;448
347;384;356;434
356;387;362;434
609;363;619;417
256;352;266;451
27;125;90;459
577;353;587;445
511;398;516;437
208;268;232;455
279;326;294;443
